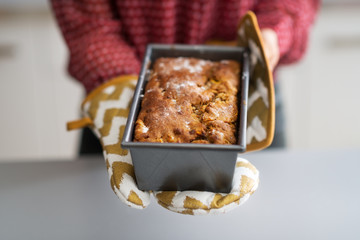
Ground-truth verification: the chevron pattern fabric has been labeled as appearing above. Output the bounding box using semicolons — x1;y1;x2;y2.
82;76;151;209
155;158;259;215
237;12;275;151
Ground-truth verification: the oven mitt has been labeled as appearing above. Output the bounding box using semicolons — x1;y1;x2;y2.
237;11;275;151
68;75;151;209
66;11;272;215
155;158;259;215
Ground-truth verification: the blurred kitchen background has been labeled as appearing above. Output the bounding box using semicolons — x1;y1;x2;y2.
0;0;359;162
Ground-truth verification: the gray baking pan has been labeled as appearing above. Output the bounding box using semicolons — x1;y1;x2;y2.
122;44;249;193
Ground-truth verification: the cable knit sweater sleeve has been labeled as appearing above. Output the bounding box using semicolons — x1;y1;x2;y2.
50;0;141;93
254;0;320;64
51;0;319;92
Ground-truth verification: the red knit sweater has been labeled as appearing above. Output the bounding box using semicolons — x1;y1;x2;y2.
51;0;319;92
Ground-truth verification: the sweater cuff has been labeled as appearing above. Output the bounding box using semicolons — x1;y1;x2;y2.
257;12;294;59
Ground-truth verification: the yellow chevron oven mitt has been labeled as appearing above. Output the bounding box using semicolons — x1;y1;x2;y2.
155;157;259;215
237;11;275;151
68;75;151;209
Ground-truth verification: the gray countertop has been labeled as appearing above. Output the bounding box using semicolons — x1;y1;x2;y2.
1;149;359;240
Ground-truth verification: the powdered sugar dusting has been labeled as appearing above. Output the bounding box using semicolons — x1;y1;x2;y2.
159;57;209;74
173;58;207;73
166;76;199;94
140;125;149;133
146;88;156;93
173;81;197;92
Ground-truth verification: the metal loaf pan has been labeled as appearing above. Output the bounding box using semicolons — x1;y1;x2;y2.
122;44;249;193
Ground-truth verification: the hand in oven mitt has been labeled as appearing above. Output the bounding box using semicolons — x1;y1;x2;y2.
67;11;274;215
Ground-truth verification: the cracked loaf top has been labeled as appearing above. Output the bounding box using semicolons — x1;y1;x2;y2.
134;57;240;144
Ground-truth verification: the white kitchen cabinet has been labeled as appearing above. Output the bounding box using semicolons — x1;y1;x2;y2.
0;12;83;161
278;5;360;149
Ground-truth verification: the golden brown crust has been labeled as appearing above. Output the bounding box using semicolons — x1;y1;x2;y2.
134;57;240;144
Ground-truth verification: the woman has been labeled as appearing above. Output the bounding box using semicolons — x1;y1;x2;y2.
51;0;319;152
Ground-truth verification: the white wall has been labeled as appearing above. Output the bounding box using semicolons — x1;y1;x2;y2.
278;5;360;150
0;10;83;161
0;0;48;11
